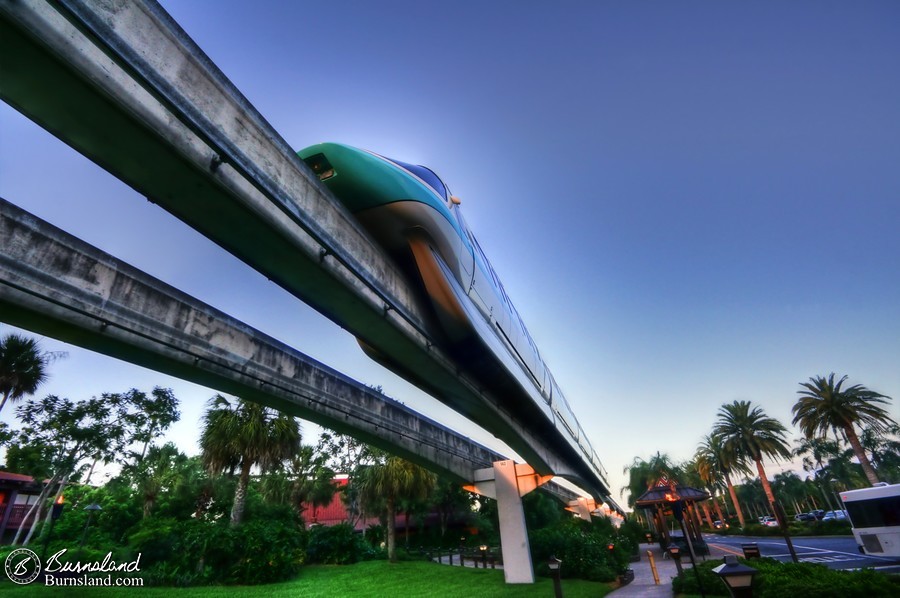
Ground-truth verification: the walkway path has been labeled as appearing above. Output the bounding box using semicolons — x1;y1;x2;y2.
609;540;729;597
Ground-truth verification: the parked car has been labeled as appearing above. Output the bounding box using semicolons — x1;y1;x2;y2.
795;512;816;522
713;520;726;529
761;516;779;527
822;509;848;522
810;509;826;520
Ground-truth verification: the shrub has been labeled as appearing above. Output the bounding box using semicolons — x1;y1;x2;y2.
224;518;306;584
529;518;624;580
129;516;306;585
672;557;898;598
306;523;370;565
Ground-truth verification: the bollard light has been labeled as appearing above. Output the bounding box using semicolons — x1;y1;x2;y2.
548;556;563;598
668;544;683;575
712;555;758;598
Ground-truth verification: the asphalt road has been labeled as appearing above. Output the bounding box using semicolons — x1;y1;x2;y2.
703;533;900;573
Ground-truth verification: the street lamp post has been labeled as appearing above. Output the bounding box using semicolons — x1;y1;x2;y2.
479;544;487;569
79;504;102;549
712;555;758;598
548;555;563;598
666;491;706;598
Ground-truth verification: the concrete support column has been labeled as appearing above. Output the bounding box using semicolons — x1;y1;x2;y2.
494;460;533;583
567;496;597;522
464;459;552;584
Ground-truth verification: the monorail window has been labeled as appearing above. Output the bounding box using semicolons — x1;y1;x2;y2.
845;496;900;528
385;158;448;201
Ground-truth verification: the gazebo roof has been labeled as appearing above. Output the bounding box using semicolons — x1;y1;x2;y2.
634;484;710;507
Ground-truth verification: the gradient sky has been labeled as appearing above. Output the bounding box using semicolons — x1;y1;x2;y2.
2;1;898;506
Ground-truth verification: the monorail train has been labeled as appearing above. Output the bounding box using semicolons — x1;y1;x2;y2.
298;143;608;490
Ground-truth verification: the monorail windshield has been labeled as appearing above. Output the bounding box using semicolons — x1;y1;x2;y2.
385;158;449;201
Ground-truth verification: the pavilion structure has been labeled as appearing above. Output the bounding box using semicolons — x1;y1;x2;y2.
634;477;711;551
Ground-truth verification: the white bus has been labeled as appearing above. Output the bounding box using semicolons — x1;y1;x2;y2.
840;483;900;557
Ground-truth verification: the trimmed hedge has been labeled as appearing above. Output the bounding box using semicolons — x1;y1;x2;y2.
672;557;899;597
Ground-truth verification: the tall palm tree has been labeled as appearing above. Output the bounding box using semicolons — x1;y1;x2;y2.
713;401;792;515
793;373;896;486
355;455;436;562
696;434;750;527
682;457;715;527
0;333;55;414
200;394;300;526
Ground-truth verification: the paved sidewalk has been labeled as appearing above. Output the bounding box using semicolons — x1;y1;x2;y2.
609;540;728;597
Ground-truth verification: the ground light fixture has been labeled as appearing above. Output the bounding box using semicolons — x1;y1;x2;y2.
668;544;684;575
548;555;563;598
712;555;758;598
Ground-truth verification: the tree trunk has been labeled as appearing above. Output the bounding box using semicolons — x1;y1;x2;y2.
713;495;725;523
386;496;397;563
724;473;745;527
844;425;881;486
14;473;60;545
700;501;712;527
0;389;11;414
230;460;252;527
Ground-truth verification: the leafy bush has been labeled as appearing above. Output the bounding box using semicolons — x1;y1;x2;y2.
671;557;731;596
128;516;305;585
529;518;626;580
672;557;898;598
224;518;306;584
306;522;371;564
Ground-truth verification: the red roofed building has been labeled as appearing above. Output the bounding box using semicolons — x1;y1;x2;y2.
0;471;43;543
301;477;380;530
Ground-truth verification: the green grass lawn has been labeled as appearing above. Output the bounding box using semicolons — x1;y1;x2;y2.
1;560;616;597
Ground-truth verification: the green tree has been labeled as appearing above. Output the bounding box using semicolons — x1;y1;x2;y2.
713;401;792;523
0;333;60;415
793;436;842;510
124;442;191;518
793;373;896;486
696;434;750;527
860;423;900;483
200;395;301;527
355;455;436;562
621;452;680;509
9;388;178;545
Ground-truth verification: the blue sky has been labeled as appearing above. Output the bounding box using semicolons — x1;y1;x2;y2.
2;1;898;505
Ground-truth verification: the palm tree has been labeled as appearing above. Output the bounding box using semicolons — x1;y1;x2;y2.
355;455;436;562
621;452;680;509
682;457;716;527
126;442;189;518
794;436;842;510
713;401;792;517
860;423;900;484
199;394;300;526
696;434;750;527
793;373;896;486
0;333;55;414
